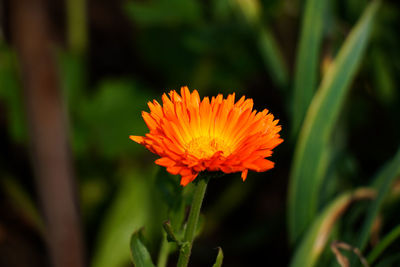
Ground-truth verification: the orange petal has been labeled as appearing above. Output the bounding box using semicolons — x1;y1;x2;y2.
130;135;144;143
241;169;248;181
130;87;283;185
167;166;182;175
142;111;158;130
252;158;274;172
180;173;198;186
155;157;176;167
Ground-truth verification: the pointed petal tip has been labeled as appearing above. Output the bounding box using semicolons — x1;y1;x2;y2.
155;157;175;167
180;177;190;186
241;169;248;181
180;173;199;186
130;135;144;143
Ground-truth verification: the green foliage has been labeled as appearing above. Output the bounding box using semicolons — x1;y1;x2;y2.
355;147;400;252
59;52;151;159
232;0;289;89
79;79;149;158
124;0;202;27
288;0;379;243
130;229;156;267
289;188;373;267
368;224;400;265
155;168;187;231
91;170;151;267
0;176;44;235
212;247;224;267
0;45;27;142
291;0;328;136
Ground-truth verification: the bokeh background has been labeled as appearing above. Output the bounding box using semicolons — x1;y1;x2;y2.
1;0;400;266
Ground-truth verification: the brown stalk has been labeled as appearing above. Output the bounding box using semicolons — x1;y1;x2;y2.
331;241;369;267
10;0;86;267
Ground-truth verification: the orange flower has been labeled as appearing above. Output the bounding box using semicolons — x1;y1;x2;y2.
130;86;283;186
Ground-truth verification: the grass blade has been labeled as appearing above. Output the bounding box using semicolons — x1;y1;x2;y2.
289;188;375;267
1;176;45;235
367;224;400;265
356;147;400;252
212;247;224;267
232;0;289;89
288;1;380;243
291;0;329;137
257;26;289;89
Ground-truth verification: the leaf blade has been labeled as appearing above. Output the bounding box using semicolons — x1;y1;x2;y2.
356;147;400;252
130;229;156;267
212;247;224;267
232;0;289;89
91;171;151;267
289;188;375;267
291;0;329;136
288;0;380;243
367;224;400;265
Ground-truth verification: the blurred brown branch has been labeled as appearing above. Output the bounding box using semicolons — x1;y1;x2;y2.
10;0;86;267
331;241;369;267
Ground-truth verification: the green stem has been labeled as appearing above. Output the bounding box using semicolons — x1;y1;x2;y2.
177;177;209;267
157;233;170;267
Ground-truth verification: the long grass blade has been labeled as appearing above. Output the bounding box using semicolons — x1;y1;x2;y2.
212;247;224;267
356;147;400;252
232;0;289;89
291;0;328;137
289;188;375;267
288;1;380;243
257;26;289;89
367;224;400;265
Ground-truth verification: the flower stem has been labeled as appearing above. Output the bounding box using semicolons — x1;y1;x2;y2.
157;233;170;267
177;177;209;267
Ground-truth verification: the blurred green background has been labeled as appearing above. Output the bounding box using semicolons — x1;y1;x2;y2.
1;0;400;266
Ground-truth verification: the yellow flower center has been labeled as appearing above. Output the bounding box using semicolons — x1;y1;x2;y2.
185;137;232;159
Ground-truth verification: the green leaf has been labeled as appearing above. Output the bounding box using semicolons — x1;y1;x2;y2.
287;0;380;243
291;0;329;137
91;170;151;267
154;167;188;235
289;188;375;267
80;79;150;158
58;51;87;107
371;48;397;105
130;229;156;267
1;176;45;235
232;0;289;89
124;0;202;27
212;247;224;267
355;147;400;252
0;45;27;143
367;224;400;265
256;27;289;89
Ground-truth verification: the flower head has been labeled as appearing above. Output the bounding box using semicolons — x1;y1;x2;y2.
130;86;283;186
